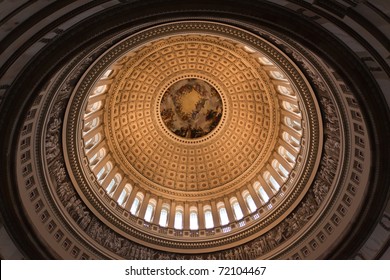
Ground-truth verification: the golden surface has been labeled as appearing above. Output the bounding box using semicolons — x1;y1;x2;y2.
104;34;280;194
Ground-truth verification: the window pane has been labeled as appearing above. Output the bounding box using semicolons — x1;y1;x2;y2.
270;176;280;191
159;209;168;227
245;195;257;213
174;211;183;230
96;167;105;180
219;208;229;225
117;189;127;206
144;204;154;222
279;163;289;178
205;210;214;229
259;187;270;203
232;202;244;220
106;179;116;194
130;198;140;216
190;212;198;230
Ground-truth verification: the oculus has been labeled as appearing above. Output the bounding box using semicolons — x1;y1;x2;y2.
160;78;223;138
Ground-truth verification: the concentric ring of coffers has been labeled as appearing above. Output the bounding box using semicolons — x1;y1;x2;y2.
65;21;322;251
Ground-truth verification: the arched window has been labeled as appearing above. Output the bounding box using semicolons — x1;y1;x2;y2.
270;71;286;80
203;205;214;229
285;117;302;132
243;192;257;213
272;159;289;179
264;171;280;192
89;148;106;166
217;202;229;226
258;56;273;65
106;173;121;196
83;117;100;134
117;183;132;206
230;197;244;220
159;204;170;227
189;206;199;230
254;181;270;203
283;132;300;149
93;85;107;96
278;146;296;164
174;206;184;230
283;101;300;115
84;133;101;150
85;101;102;115
277;85;294;96
130;192;144;216
243;45;256;53
144;199;156;223
101;69;113;79
96;161;112;183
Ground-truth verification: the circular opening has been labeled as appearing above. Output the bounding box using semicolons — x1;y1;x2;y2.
160;78;223;139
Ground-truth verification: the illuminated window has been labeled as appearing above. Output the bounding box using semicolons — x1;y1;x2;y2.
84;133;101;150
189;207;199;230
269;176;280;191
254;181;270;203
85;101;102;115
144;199;156;223
204;206;214;229
264;172;280;192
283;132;300;148
272;159;289;179
89;148;106;166
130;192;144;216
283;101;300;114
159;204;169;227
101;69;113;79
270;71;286;80
230;197;243;220
83;117;100;134
285;117;302;131
97;161;112;183
93;85;107;95
174;206;184;230
217;202;229;226
278;146;296;163
242;191;257;213
243;45;256;53
258;56;273;65
117;183;132;206
106;174;121;196
277;85;294;96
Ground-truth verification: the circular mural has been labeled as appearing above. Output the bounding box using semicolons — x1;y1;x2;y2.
160;78;223;138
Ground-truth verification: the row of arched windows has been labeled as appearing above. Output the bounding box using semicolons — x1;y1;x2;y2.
81;52;303;233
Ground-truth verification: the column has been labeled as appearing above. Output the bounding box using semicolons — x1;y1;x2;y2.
257;175;275;198
267;164;285;186
124;184;140;210
223;197;235;222
197;202;205;229
91;154;111;173
152;198;164;224
247;183;262;208
137;192;151;219
235;190;249;216
100;166;118;189
112;178;128;201
83;109;103;124
211;201;220;227
168;201;176;228
274;153;293;172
